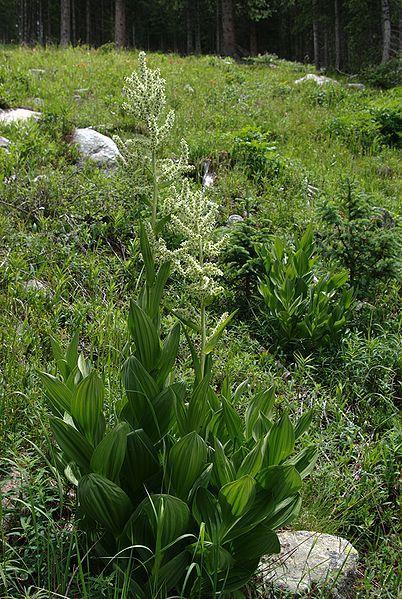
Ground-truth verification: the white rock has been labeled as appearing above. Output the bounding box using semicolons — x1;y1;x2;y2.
29;68;45;77
347;83;365;91
260;530;359;597
202;159;216;189
227;214;244;226
295;74;338;86
0;136;10;149
24;279;49;294
72;127;122;168
0;108;41;124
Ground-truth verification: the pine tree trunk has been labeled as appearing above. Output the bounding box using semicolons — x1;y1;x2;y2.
186;0;193;54
72;0;76;45
312;0;320;68
381;0;391;62
221;0;236;56
249;21;258;56
60;0;71;47
399;5;402;53
216;0;221;54
195;0;201;54
86;0;91;44
115;0;126;49
334;0;341;70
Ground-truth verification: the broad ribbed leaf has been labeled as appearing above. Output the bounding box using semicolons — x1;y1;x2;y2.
219;475;255;519
265;412;295;466
286;446;318;479
294;409;314;439
128;301;161;372
125;494;191;550
50;416;93;472
39;372;72;415
193;487;222;542
213;439;235;487
122;428;160;497
90;422;130;482
169;432;208;500
140;385;175;441
232;523;280;560
156;323;180;385
245;387;275;440
78;473;132;536
71;372;104;445
204;310;237;354
123;356;159;425
263;493;302;530
256;465;302;501
149;550;189;593
221;395;243;442
237;440;264;478
185;376;212;435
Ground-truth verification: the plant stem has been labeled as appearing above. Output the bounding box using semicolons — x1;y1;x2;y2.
151;149;158;233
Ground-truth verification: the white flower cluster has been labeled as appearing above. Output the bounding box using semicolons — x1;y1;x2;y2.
122;51;175;149
159;180;226;301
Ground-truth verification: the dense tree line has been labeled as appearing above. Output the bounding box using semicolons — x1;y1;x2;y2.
0;0;401;70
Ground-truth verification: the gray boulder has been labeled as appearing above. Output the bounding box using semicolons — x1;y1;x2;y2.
295;74;338;86
227;214;244;226
0;136;10;149
0;108;41;124
259;530;359;597
72;127;122;168
347;83;366;91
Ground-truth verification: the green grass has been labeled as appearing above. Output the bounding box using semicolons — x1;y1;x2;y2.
0;46;401;598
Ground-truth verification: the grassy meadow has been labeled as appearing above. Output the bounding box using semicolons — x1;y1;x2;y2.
0;46;401;598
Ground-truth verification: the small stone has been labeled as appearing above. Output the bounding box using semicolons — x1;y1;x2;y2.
202;159;216;189
0;108;41;125
184;84;195;93
347;83;365;91
0;136;10;149
227;214;244;226
72;127;122;169
295;74;338;86
260;530;359;598
24;279;49;293
29;68;45;77
33;97;45;107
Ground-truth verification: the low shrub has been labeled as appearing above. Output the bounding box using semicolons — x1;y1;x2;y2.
232;126;286;181
318;184;401;298
258;225;353;352
360;58;402;89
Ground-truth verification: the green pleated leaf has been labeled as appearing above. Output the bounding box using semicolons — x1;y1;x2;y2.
123;355;159;425
71;371;104;445
128;301;161;372
125;494;191;550
169;432;208;500
232;523;280;561
223;559;260;592
245;387;275;440
149;550;189;593
90;422;130;482
204;310;237;354
237;440;264;479
256;465;302;501
221;395;243;442
121;428;160;497
294;409;314;439
140;385;175;441
156;323;180;385
213;439;236;487
38;372;73;416
193;487;222;542
286;445;318;479
265;412;295;466
219;475;256;520
78;473;133;536
50;416;93;472
263;493;302;530
185;376;212;435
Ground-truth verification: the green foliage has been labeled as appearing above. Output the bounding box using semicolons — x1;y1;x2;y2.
361;58;402;89
232;126;285;181
327;98;402;152
318;184;401;298
40;236;315;598
258;226;353;351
